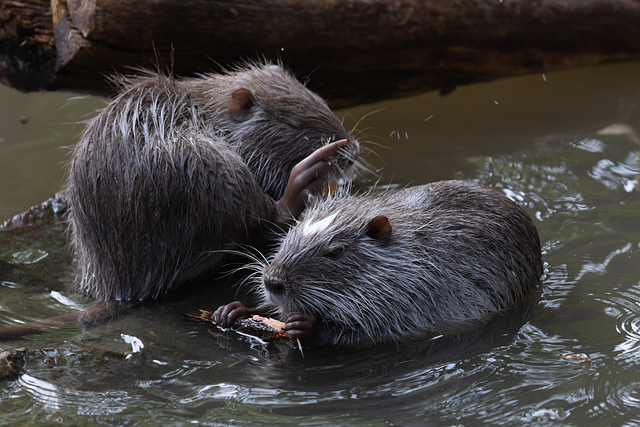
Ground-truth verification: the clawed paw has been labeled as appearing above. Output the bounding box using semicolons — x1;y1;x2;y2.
284;312;315;343
213;301;250;328
278;140;347;219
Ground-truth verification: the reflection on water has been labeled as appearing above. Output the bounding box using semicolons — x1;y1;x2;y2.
1;61;640;425
18;374;61;411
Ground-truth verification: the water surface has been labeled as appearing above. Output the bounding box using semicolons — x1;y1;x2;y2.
1;61;640;426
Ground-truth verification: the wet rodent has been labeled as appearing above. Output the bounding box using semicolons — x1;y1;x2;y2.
0;62;360;339
215;180;543;348
68;61;359;303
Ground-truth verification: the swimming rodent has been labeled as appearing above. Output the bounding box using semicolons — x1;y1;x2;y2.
215;180;543;348
0;62;360;339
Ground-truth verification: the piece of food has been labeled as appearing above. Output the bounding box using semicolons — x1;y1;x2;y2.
183;311;287;341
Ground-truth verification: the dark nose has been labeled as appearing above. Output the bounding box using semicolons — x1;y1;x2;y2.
264;275;286;296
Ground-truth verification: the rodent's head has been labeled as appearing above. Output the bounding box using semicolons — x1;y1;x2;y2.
258;194;420;347
198;62;361;200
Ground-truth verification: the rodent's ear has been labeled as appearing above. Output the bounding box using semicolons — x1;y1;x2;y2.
229;89;255;122
365;216;392;244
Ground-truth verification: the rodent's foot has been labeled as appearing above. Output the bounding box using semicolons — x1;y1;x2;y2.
213;301;250;328
284;312;315;343
278;139;347;220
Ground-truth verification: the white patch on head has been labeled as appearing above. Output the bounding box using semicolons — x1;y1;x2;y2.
301;212;338;237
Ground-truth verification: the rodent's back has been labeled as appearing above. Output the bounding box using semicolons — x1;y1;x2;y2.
68;73;275;300
260;181;543;347
398;181;542;308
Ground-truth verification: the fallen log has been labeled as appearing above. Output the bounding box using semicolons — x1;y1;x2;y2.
2;0;640;107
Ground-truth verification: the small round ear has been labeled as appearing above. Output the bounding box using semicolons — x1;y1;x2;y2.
229;88;255;122
365;216;392;244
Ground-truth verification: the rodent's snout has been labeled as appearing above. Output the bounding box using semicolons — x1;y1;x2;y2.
333;136;360;168
263;274;286;296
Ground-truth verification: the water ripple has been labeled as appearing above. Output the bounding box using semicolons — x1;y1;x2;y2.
3;122;640;426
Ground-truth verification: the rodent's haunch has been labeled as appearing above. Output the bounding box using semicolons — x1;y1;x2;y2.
215;181;543;348
68;62;360;302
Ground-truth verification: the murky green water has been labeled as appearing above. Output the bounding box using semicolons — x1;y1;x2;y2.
0;88;107;220
1;61;640;426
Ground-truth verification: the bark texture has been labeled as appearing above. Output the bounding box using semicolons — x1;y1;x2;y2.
1;0;640;107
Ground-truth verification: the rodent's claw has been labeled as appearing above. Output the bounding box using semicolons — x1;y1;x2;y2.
284;312;315;343
278;140;346;220
213;301;250;328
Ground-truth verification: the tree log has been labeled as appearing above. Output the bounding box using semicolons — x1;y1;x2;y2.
2;0;640;108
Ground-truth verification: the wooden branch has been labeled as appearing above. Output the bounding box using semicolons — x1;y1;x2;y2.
2;0;640;107
184;311;288;341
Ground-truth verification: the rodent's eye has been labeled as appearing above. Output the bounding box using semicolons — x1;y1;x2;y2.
324;246;345;259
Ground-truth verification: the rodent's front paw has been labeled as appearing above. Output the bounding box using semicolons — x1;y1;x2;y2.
278;140;346;219
284;312;315;343
213;301;250;328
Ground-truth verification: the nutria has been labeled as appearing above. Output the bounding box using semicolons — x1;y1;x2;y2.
215;180;543;348
68;61;360;303
0;62;360;339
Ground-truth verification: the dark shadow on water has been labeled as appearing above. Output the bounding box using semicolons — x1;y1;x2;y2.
258;295;538;426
